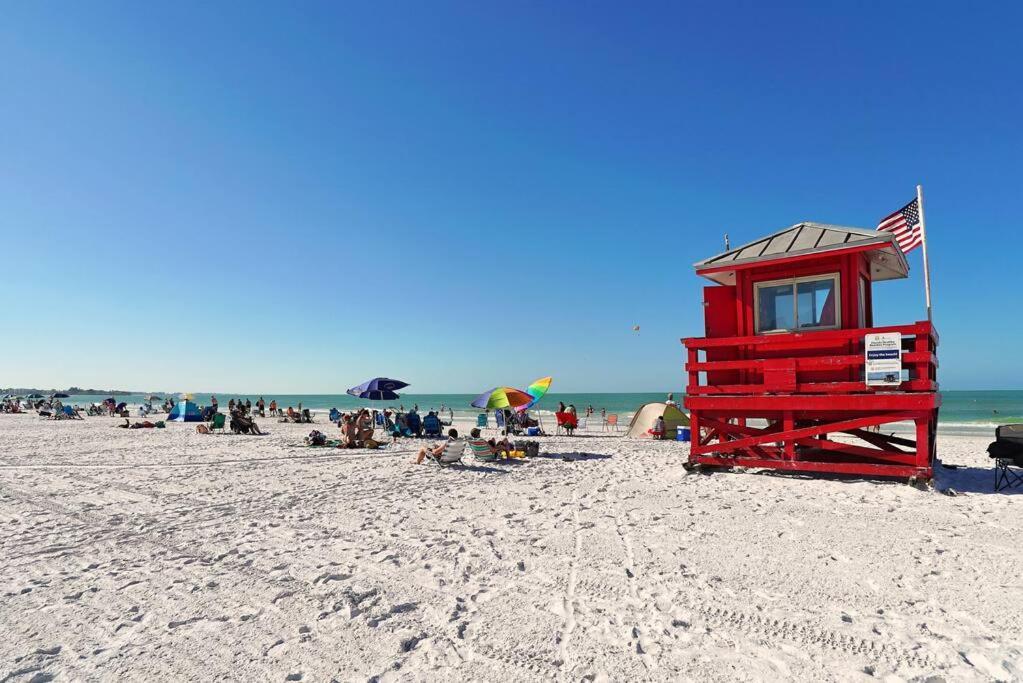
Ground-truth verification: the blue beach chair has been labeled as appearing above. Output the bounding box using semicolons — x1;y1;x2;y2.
423;413;443;437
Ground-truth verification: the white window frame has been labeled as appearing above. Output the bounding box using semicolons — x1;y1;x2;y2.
754;272;842;334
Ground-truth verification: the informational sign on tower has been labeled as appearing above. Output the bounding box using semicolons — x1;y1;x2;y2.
865;332;902;386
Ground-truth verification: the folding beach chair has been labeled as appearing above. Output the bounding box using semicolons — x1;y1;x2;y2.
603;414;619;432
988;424;1023;492
467;439;500;462
476;413;488;428
209;412;227;434
555;412;578;435
431;439;465;466
423;414;443;438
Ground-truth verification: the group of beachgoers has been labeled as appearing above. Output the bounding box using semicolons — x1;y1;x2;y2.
323;407;453;447
307;406;525;460
2;396;85;419
205;395;313;424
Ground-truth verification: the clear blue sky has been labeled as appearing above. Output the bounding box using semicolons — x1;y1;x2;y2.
1;1;1020;393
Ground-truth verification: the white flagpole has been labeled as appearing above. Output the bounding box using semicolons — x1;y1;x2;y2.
916;184;932;321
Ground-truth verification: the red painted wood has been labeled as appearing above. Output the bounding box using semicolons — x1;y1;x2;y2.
684;235;936;481
692;413;918;455
683;321;934;349
686;379;937;396
685;393;940;411
686;351;935;373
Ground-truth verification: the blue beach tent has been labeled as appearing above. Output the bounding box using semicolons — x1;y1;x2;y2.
168;399;202;422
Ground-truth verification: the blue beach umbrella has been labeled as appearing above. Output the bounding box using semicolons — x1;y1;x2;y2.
347;377;410;402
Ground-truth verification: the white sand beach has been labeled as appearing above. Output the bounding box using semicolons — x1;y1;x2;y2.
1;413;1021;681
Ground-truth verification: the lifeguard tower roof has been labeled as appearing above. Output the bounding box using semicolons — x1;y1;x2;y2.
695;222;909;286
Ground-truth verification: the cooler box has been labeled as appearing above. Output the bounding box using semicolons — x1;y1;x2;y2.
527;427;540;436
676;427;691;442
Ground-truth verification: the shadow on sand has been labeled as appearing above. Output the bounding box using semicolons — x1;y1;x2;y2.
534;452;613;462
935;462;1022;495
698;460;1021;495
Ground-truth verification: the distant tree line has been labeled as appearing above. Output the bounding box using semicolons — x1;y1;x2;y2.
1;386;139;396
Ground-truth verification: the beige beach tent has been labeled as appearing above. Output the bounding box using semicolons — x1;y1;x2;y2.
626;402;690;438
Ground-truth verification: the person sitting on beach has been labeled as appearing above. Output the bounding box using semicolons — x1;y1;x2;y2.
469;427;511;457
382;411;399;442
665;393;677;407
649;415;666;440
406;410;423;437
394;411;409;435
423;411;442;435
230;408;262;435
284;406;298;422
414;428;462;464
356;409;374;442
339;414;359;448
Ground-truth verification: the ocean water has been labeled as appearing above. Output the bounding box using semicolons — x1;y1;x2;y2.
56;390;1023;434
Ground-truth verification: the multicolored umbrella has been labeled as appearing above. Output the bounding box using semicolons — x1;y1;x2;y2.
471;387;534;410
515;376;553;412
347;377;410;401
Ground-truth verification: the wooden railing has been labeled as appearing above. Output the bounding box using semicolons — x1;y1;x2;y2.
683;321;938;396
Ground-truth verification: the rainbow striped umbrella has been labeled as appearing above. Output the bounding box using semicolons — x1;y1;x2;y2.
471;387;534;410
518;376;552;412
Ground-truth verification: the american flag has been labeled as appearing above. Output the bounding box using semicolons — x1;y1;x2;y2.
877;198;923;254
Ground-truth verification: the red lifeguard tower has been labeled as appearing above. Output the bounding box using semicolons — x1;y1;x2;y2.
682;222;940;481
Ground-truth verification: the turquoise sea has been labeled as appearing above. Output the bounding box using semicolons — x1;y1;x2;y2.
57;390;1023;434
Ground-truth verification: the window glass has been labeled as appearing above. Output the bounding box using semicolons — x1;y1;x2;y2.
796;279;836;328
757;283;794;332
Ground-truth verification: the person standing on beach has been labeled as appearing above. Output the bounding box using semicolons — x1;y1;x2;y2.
211;395;218;412
257;396;265;417
245;398;252;414
558;401;566;414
